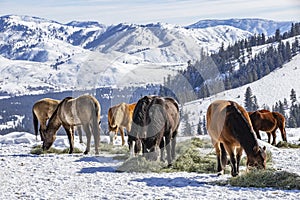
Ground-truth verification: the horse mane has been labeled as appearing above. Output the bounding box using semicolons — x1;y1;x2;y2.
48;97;73;123
226;101;258;154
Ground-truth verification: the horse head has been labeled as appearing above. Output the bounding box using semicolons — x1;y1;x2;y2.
42;129;57;151
246;145;267;170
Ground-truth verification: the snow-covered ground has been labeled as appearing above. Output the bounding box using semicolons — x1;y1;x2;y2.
0;130;299;199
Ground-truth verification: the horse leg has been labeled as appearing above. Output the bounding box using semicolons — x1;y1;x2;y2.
119;128;125;146
279;125;287;142
266;132;272;144
236;147;243;174
93;124;100;155
39;119;48;141
171;132;177;161
83;125;92;154
64;125;74;154
214;142;226;175
159;137;165;163
270;130;277;145
254;129;261;140
77;125;84;143
223;143;238;177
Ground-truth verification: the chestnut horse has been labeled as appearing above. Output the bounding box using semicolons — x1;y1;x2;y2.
32;98;83;143
206;100;266;177
42;95;101;154
249;109;287;145
128;96;180;167
108;102;136;145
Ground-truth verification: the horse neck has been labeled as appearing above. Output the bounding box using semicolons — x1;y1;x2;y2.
229;111;259;157
46;111;62;132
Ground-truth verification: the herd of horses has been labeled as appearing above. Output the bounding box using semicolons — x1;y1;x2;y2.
32;95;287;176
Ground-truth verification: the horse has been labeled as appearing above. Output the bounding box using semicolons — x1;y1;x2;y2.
32;98;60;141
249;109;287;145
128;95;180;167
206;100;266;177
108;102;136;146
42;95;101;154
32;98;83;143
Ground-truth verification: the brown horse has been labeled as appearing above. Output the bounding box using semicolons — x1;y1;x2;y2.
128;96;180;167
42;95;101;154
32;98;83;143
32;98;60;141
108;102;136;145
249;109;287;145
206;100;266;177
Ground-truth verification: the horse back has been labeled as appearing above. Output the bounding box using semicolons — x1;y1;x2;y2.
207;100;251;146
33;98;60;119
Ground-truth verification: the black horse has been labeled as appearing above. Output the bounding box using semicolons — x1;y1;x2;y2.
128;95;180;166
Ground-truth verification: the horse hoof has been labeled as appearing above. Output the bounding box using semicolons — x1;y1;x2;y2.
84;151;88;155
217;171;223;176
231;172;239;177
167;163;173;168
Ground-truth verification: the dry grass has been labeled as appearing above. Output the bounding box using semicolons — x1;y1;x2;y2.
30;145;83;155
228;169;300;190
276;141;300;148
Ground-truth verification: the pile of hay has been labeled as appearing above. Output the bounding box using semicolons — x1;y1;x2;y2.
276;141;300;148
99;143;129;155
116;156;164;173
229;169;300;190
117;137;216;173
30;145;83;155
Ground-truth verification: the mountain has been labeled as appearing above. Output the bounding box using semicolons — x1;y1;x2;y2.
184;53;300;133
0;15;295;95
187;18;293;36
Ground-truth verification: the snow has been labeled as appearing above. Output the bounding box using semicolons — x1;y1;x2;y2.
183;53;300;132
0;130;299;199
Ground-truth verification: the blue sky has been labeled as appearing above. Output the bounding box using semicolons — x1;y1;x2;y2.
1;0;299;25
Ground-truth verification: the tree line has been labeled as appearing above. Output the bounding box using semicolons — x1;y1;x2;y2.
160;22;300;104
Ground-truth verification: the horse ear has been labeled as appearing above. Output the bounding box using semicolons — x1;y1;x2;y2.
253;145;259;153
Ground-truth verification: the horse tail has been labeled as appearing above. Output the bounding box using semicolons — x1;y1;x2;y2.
220;143;227;168
32;109;39;140
273;112;287;142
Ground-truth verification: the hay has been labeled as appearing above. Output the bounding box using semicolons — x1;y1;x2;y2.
229;169;300;190
30;145;83;155
99;143;129;155
276;141;300;148
117;156;164;173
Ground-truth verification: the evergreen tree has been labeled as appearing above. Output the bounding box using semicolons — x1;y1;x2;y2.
197;118;203;135
290;89;297;105
202;115;207;135
244;87;258;111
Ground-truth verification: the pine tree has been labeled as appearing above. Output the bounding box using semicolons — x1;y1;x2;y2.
244;87;253;111
244;87;258;111
202;115;207;135
197;118;203;135
290;89;297;105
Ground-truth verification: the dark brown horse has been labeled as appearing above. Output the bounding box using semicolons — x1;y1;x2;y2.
206;100;266;177
32;98;83;143
42;95;101;154
128;96;180;167
249;109;287;145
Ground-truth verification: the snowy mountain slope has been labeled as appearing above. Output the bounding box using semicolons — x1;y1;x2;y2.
187;18;293;36
0;15;296;96
183;53;300;132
